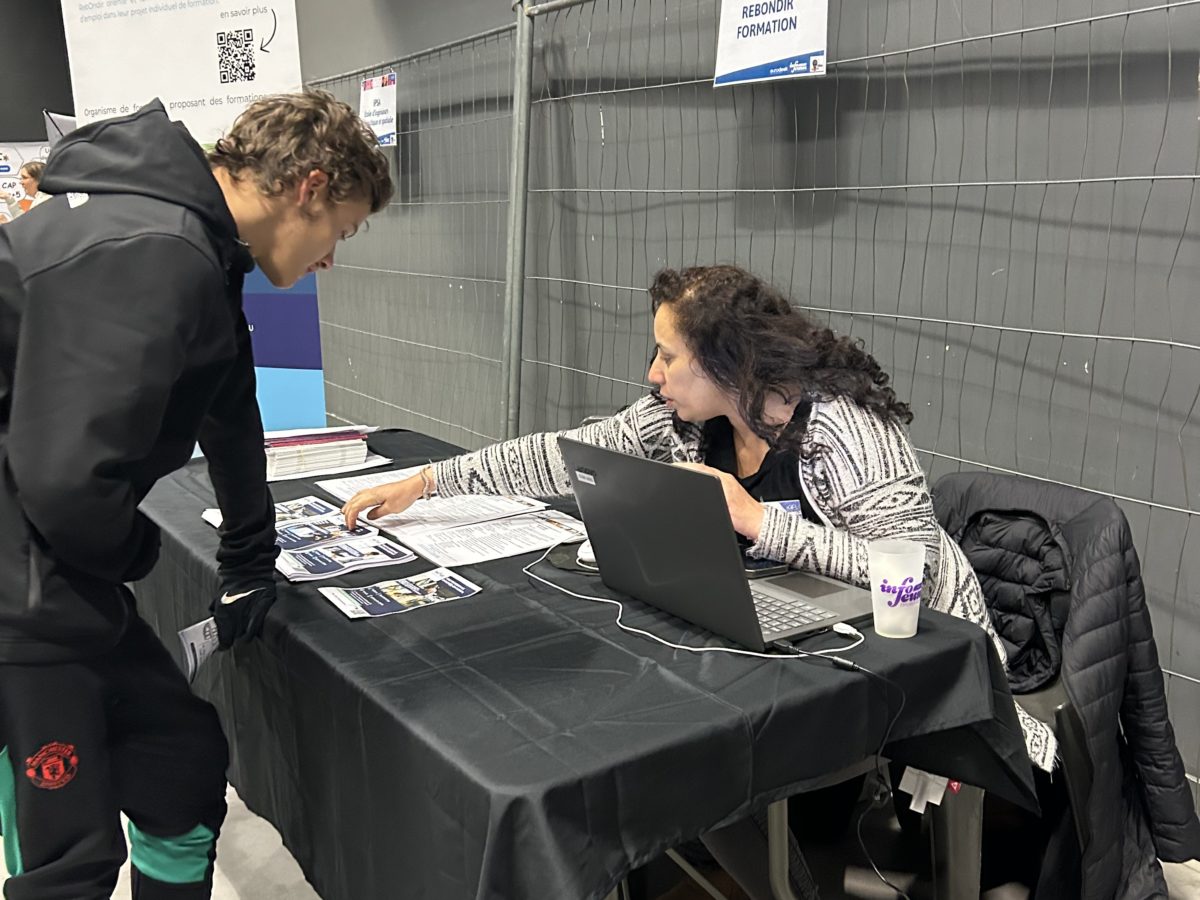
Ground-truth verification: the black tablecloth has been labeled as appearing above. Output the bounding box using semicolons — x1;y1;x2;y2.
134;430;1036;900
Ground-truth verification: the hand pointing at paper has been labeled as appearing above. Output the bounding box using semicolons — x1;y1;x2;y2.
342;467;434;528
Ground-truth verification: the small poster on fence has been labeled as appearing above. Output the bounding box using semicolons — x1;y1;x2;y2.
360;71;398;146
714;0;828;87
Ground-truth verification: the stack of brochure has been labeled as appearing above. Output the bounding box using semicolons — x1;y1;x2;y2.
264;429;370;480
202;496;418;582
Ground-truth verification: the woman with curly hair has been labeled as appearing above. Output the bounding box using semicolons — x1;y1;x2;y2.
343;264;1053;896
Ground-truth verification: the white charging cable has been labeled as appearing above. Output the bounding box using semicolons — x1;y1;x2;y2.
522;544;866;661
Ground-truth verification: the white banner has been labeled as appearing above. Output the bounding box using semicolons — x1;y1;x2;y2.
59;0;302;144
359;71;397;146
714;0;827;87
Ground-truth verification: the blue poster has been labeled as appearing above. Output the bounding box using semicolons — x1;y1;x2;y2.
242;269;327;430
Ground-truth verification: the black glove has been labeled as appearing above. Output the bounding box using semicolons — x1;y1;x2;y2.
211;580;277;649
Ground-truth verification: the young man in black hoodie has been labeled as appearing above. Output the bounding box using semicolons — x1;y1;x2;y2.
0;92;393;899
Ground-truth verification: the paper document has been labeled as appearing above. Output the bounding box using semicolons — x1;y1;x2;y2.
275;514;377;552
319;567;482;619
372;495;550;541
315;466;427;502
317;470;551;540
401;510;587;567
264;425;379;440
203;495;341;530
275;534;417;582
274;496;342;523
178;617;220;684
267;452;393;483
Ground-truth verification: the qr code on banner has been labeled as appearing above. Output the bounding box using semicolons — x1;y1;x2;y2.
216;29;255;84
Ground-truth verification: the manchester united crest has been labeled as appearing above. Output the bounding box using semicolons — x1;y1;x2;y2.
25;742;79;790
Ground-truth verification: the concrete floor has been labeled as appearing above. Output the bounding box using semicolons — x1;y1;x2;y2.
0;787;319;900
2;787;1197;898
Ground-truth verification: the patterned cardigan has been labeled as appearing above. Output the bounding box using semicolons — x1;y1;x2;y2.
434;393;1056;771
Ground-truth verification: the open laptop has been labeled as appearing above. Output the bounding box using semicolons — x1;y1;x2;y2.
558;438;874;652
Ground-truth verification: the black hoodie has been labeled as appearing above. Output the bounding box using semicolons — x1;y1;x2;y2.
0;99;278;663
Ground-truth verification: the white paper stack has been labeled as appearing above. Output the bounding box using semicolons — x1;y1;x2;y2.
264;428;370;480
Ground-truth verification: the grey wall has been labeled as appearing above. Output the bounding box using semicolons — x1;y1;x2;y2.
297;0;514;79
316;0;1200;810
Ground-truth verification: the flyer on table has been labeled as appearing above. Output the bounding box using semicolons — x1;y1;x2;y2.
320;568;483;619
275;515;376;552
276;535;417;582
714;0;828;87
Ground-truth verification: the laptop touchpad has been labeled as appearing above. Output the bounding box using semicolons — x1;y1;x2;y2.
767;571;843;599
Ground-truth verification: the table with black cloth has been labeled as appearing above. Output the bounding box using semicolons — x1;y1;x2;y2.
133;429;1037;900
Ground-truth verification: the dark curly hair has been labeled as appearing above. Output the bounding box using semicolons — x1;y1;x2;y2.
649;265;912;450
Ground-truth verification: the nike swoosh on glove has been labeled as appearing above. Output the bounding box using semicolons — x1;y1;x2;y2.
211;580;277;649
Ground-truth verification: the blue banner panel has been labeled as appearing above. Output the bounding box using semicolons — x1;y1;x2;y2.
244;268;317;297
243;269;321;371
255;367;327;431
244;291;323;370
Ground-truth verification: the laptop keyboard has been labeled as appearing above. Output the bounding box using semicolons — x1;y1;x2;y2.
749;587;837;635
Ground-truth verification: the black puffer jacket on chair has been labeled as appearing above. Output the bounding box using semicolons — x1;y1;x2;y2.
956;507;1073;694
933;472;1200;900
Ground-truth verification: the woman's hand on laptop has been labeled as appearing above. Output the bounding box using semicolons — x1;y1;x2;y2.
673;462;765;541
342;469;430;528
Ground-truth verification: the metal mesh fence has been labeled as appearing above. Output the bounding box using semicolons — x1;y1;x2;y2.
522;0;1200;799
311;25;516;450
311;0;1200;800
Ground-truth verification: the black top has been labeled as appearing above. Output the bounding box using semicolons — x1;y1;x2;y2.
701;416;818;521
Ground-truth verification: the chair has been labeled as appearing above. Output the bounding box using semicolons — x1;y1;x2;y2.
926;472;1190;900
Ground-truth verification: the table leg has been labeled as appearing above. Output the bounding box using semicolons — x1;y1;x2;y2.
767;800;802;900
929;784;984;900
665;849;731;899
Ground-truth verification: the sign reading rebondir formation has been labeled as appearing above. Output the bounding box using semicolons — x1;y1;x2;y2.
714;0;828;87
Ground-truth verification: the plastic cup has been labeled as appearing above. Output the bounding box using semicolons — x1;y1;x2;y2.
868;539;926;638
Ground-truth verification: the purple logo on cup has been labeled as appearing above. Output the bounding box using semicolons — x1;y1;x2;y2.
881;577;922;607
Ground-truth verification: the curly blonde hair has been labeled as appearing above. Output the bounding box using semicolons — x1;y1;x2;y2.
208;90;393;212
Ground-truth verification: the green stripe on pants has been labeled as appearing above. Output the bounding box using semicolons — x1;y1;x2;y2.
127;821;214;884
0;747;23;876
